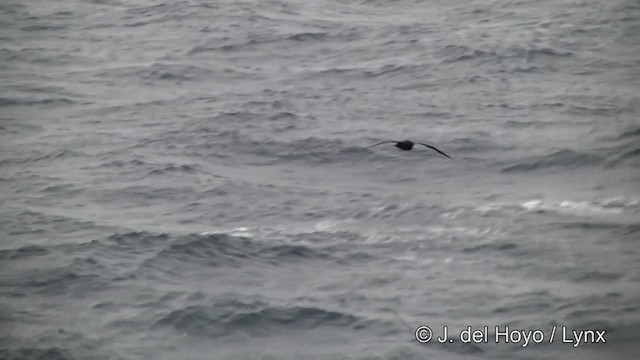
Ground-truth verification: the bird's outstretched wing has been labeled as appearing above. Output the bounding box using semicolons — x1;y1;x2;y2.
418;143;452;158
367;141;397;148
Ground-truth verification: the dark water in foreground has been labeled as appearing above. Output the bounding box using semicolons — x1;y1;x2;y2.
1;0;639;359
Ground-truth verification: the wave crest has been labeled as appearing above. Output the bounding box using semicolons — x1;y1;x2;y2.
502;149;604;173
154;299;364;338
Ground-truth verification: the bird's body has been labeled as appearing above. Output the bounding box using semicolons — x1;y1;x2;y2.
368;140;452;158
392;140;416;151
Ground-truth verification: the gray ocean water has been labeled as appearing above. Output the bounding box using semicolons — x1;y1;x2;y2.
1;0;639;359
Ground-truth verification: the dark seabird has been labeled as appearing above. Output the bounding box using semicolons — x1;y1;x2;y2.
368;140;452;158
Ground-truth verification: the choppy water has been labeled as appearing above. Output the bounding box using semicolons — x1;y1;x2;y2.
1;0;639;359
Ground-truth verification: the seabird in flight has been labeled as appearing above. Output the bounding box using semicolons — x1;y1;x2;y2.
368;140;452;158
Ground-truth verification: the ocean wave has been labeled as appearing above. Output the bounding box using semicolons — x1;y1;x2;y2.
617;223;640;243
463;242;518;254
0;3;25;14
268;111;298;121
435;43;572;65
550;221;640;234
5;210;98;243
154;299;365;338
365;202;432;220
187;28;349;56
22;258;106;296
286;32;328;42
123;2;196;28
567;270;625;283
99;159;149;168
0;47;77;66
186;33;315;54
206;135;373;165
0;245;49;261
20;24;67;32
520;199;631;216
273;144;371;164
618;126;640;139
0;97;77;107
0;348;76;360
501;149;604;173
144;233;334;270
258;244;331;262
0;327;116;360
94;185;193;204
363;64;412;78
28;150;83;164
103;231;172;251
596;196;640;210
201;227;255;238
92;63;215;82
476;196;639;219
436;44;490;64
605;147;640;168
449;135;511;153
146;163;201;177
98;228;377;281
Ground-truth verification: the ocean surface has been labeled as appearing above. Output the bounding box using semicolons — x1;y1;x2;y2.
1;0;639;359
